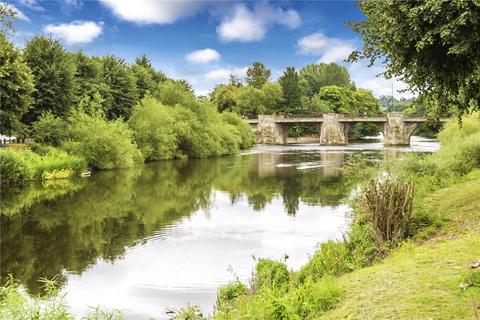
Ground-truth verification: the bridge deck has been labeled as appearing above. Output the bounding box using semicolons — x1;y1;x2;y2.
246;116;449;124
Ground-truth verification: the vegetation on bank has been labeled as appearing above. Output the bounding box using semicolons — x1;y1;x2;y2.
209;112;480;319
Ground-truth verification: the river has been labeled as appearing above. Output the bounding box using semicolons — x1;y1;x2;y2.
0;137;438;319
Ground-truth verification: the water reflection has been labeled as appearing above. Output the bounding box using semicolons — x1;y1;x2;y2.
0;139;438;319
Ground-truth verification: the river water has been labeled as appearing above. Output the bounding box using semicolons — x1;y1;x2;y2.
0;137;438;319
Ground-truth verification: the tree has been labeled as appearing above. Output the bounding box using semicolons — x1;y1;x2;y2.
299;63;354;98
261;82;283;114
229;74;243;87
211;84;239;112
354;89;381;115
98;55;138;119
350;0;480;116
22;36;76;124
278;67;301;113
131;64;155;100
245;62;271;88
234;87;266;115
314;86;356;114
0;33;34;135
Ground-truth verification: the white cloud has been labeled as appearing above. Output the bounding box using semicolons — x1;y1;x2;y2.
348;61;415;99
99;0;205;24
217;3;301;42
185;48;220;64
1;2;30;21
16;0;44;11
205;67;247;81
43;21;103;45
297;32;355;63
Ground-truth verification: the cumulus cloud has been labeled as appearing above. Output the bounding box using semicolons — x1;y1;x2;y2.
185;48;220;64
297;32;355;63
99;0;205;24
43;21;103;45
1;2;30;21
205;67;247;81
217;3;301;42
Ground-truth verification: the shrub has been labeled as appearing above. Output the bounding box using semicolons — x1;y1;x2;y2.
296;241;352;284
347;214;382;267
31;111;67;146
435;112;480;175
41;169;73;180
255;259;290;293
128;96;177;160
0;150;34;184
361;177;414;243
220;112;256;149
290;278;342;318
64;108;142;169
172;304;205;320
216;280;248;310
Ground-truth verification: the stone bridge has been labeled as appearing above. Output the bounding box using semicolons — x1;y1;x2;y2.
246;113;449;146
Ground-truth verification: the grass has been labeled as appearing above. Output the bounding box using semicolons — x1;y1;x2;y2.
321;175;480;320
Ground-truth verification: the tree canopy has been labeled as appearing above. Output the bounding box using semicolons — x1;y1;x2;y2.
279;67;301;113
350;0;480;116
299;63;355;98
246;62;271;89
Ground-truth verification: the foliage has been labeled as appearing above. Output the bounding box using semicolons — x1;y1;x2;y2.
245;62;271;88
210;84;239;112
172;305;205;320
361;177;414;243
255;259;290;293
152;79;197;109
22;36;76;124
290;278;342;318
314;85;355;113
128;96;177;160
299;63;355;98
0;147;86;185
261;82;284;114
296;241;353;284
220;112;255;149
350;0;480;116
279;66;301;113
233;86;267;115
435;112;480;175
98;55;138;119
0;149;34;184
64;108;142;169
41;169;73;180
32;111;67;146
216;280;248;309
0;33;34;136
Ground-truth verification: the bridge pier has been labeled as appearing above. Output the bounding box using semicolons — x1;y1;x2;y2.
383;113;418;146
319;114;348;145
255;115;289;144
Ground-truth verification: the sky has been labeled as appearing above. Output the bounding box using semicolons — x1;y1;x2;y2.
4;0;413;98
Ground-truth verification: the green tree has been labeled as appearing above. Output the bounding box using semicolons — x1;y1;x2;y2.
135;54;167;83
245;62;271;88
354;89;381;115
22;36;76;124
299;63;354;98
350;0;480;116
234;86;266;115
279;67;301;113
31;111;67;146
98;55;138;119
314;86;356;114
0;33;34;135
211;84;239;112
261;82;284;114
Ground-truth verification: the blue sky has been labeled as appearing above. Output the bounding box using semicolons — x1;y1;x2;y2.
4;0;412;97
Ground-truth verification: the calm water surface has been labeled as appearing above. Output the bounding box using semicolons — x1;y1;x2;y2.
0;137;438;319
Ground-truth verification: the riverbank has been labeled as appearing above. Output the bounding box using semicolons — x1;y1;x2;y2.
322;174;480;319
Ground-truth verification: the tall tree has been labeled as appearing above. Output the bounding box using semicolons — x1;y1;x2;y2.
0;33;34;135
350;0;480;116
211;84;239;112
279;67;301;113
22;36;76;123
299;63;354;98
245;62;271;88
98;55;138;119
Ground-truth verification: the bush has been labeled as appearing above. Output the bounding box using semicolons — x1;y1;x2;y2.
172;304;205;320
361;177;414;243
0;150;34;184
128;96;177;160
216;280;248;309
435;113;480;175
0;147;86;185
255;259;290;293
64;108;142;169
221;112;256;149
290;278;342;318
31;111;67;146
296;241;352;284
